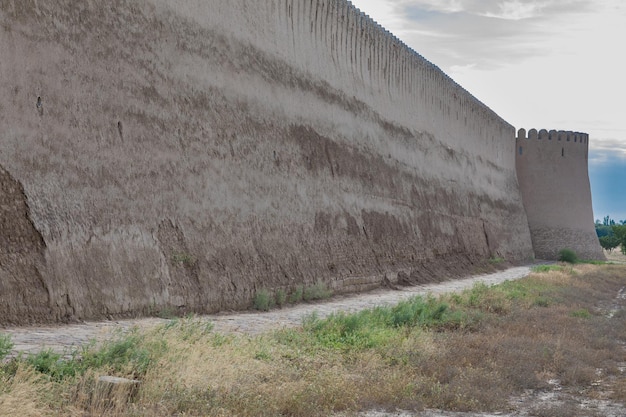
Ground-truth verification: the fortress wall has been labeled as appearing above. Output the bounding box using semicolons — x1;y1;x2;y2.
516;129;604;260
164;0;515;164
0;0;533;324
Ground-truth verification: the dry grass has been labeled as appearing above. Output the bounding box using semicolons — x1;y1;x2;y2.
0;365;59;416
1;264;625;416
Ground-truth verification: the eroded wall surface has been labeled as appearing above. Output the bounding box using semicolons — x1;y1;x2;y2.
516;129;604;260
0;0;534;324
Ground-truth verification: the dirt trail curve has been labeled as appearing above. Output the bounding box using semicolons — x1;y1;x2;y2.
3;266;537;356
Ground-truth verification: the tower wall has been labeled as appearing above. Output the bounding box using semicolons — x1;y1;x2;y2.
516;129;604;260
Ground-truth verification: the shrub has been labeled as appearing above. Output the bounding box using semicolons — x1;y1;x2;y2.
303;281;332;301
558;248;578;264
275;289;287;307
288;286;304;304
25;349;80;381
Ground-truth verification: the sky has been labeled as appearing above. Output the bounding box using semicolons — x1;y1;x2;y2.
350;0;626;222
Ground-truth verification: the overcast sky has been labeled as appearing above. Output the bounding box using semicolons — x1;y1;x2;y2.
350;0;626;222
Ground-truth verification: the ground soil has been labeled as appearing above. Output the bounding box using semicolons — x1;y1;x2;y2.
3;261;625;417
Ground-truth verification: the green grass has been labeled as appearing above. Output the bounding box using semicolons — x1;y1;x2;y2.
532;264;564;273
571;309;592;319
297;295;474;352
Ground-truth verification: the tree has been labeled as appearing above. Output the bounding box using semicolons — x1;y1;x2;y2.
603;215;616;226
595;224;613;238
612;224;626;255
599;235;621;252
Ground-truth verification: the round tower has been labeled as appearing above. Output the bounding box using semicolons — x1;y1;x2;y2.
515;128;604;260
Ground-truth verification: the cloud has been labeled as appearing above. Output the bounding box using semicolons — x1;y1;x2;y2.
368;0;598;70
350;0;626;171
589;137;626;164
399;0;592;20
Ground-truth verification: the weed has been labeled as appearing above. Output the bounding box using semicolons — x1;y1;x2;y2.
570;309;591;319
0;334;13;361
171;252;196;267
25;349;80;381
488;257;505;265
254;349;272;361
79;329;164;378
161;316;214;342
450;282;511;314
253;289;275;311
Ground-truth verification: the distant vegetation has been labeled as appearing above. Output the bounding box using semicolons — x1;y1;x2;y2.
595;216;626;254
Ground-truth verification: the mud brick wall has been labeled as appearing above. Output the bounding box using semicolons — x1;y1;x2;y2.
516;129;604;261
0;0;536;324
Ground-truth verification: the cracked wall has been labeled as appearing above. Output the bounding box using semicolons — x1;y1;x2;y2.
0;165;53;324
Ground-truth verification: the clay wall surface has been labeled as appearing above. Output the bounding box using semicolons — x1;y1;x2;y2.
0;0;534;324
516;129;604;260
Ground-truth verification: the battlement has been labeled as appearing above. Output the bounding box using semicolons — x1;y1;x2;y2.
517;128;589;145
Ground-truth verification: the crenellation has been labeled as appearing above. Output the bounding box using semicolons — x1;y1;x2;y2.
516;128;590;146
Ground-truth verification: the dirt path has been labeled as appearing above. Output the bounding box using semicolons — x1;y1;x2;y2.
3;266;535;356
